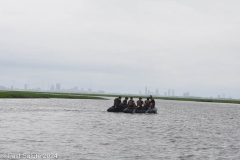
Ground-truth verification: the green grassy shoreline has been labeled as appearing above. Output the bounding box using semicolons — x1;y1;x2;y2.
0;91;106;100
0;91;239;104
85;93;240;104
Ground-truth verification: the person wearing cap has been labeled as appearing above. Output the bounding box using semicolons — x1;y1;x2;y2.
127;97;136;109
113;96;122;109
149;95;155;108
144;97;150;109
136;97;143;110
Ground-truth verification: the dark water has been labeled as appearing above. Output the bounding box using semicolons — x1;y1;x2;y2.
0;98;240;160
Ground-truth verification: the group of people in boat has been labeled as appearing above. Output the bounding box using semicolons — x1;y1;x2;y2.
113;95;155;110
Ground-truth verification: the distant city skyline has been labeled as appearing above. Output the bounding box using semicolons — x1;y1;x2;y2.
0;82;236;100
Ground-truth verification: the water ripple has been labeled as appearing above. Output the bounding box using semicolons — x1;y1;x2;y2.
0;99;240;159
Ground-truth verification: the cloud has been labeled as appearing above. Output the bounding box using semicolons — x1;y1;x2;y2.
0;0;239;97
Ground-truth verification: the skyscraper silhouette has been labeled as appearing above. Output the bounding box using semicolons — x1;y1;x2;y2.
56;83;61;91
168;89;171;96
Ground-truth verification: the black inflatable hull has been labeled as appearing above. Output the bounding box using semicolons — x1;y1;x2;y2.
123;108;157;114
107;106;124;112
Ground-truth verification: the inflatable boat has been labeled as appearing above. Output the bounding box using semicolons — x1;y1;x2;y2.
123;107;157;114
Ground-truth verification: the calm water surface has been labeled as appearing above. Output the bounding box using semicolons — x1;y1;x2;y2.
0;98;240;160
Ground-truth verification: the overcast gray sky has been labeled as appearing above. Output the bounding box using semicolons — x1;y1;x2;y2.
0;0;239;98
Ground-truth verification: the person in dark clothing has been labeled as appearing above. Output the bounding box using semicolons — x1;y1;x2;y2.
127;97;136;109
144;97;150;109
122;97;128;105
114;96;122;109
136;97;143;110
149;95;155;108
122;97;128;109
